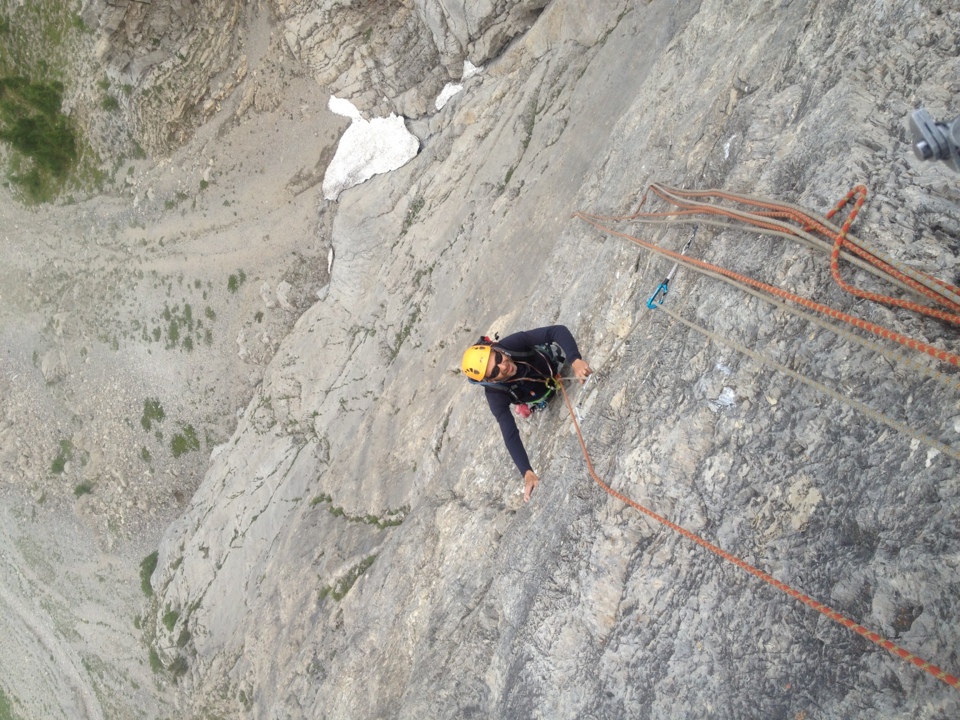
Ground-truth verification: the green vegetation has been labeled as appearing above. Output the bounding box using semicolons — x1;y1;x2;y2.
521;97;537;151
51;438;73;474
162;190;188;210
0;77;77;202
140;551;158;597
146;302;206;351
0;686;20;720
321;555;377;602
401;195;425;235
227;269;247;293
148;647;163;673
171;424;200;458
73;481;93;497
388;305;422;361
310;494;408;529
141;398;165;431
0;1;105;202
162;609;180;632
411;261;435;289
168;655;188;679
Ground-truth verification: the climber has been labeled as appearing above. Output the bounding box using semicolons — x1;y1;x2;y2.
461;325;593;502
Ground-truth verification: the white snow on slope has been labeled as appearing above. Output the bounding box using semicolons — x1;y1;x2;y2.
435;83;463;111
322;96;420;201
435;60;484;111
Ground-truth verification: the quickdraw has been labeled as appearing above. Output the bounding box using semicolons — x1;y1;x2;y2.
567;182;960;691
647;228;696;309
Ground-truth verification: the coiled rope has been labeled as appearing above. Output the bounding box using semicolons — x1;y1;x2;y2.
574;183;960;369
556;378;960;690
563;183;960;689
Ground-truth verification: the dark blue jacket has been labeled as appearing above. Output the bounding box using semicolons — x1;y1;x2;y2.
483;326;583;476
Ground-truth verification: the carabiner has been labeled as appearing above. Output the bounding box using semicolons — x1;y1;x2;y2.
647;279;670;309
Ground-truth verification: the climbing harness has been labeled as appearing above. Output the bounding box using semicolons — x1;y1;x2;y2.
468;339;565;409
556;379;960;691
564;183;960;690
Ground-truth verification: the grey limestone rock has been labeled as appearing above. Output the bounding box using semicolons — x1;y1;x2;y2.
4;0;960;718
152;0;960;717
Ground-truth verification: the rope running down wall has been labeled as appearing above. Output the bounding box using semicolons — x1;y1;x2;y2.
567;184;960;689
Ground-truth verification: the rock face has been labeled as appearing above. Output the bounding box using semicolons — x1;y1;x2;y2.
80;0;555;156
279;0;550;118
150;1;960;718
83;0;247;154
4;0;960;718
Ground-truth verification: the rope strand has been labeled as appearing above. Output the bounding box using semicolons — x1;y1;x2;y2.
556;380;960;691
564;182;960;689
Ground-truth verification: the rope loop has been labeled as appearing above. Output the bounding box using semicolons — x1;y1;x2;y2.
575;183;960;368
569;183;960;690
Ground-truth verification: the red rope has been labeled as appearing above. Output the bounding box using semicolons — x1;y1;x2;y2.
573;188;960;368
644;184;960;317
557;380;960;690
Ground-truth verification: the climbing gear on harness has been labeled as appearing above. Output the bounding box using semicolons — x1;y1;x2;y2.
461;344;493;381
556;378;960;691
505;373;561;413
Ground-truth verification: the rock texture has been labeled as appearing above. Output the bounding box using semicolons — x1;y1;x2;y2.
153;1;960;718
3;0;960;718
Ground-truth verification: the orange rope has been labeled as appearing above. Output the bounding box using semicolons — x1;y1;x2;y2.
556;379;960;690
641;184;960;317
574;185;960;368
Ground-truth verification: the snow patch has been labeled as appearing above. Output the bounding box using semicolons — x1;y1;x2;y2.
322;96;420;201
434;60;484;111
328;96;362;121
436;83;463;111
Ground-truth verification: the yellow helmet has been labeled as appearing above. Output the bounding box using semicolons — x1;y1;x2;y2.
461;344;492;381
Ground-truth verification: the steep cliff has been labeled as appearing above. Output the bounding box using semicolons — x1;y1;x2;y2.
2;0;960;718
154;0;960;717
